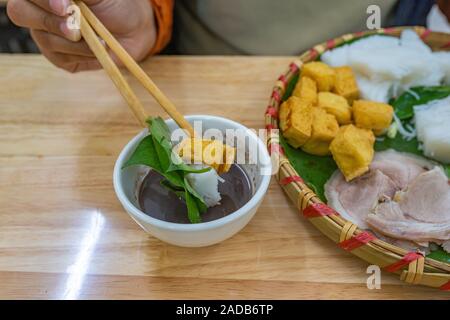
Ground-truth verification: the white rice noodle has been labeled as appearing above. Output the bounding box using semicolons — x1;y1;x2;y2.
393;112;416;141
355;76;392;103
404;88;420;100
414;96;450;163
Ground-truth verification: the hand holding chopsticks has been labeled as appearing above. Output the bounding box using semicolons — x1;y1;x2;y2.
74;1;195;137
74;1;235;173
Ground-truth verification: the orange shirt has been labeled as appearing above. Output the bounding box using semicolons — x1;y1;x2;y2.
149;0;174;54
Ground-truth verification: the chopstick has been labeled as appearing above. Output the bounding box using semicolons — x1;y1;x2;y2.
76;7;148;127
75;1;195;137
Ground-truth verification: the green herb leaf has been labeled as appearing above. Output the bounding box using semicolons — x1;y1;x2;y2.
147;116;172;144
394;86;450;120
151;134;174;172
167;154;212;174
160;179;185;198
185;190;202;223
149;117;184;173
160;179;184;191
122;135;163;172
195;197;208;214
183;176;208;213
163;177;206;222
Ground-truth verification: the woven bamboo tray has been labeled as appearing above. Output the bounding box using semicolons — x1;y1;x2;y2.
265;26;450;291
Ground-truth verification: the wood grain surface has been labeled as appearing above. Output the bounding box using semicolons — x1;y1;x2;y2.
0;55;447;299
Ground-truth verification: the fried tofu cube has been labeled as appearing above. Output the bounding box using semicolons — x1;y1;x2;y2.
317;92;352;125
281;97;314;148
177;137;203;163
353;100;394;135
330;124;375;181
333;66;359;103
177;138;231;173
301;108;339;156
292;76;318;104
219;145;236;173
177;138;220;172
301;139;333;156
301;62;336;92
279;98;291;132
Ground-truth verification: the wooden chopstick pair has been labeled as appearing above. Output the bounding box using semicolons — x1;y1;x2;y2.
74;1;195;137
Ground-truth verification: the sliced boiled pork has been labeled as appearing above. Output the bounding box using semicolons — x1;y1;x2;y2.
325;169;396;229
367;167;450;242
325;149;450;251
369;150;432;189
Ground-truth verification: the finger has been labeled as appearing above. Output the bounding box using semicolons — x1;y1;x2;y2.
7;0;80;41
31;31;97;72
28;0;70;16
40;47;100;73
31;26;128;73
31;29;93;57
30;0;107;16
70;60;102;73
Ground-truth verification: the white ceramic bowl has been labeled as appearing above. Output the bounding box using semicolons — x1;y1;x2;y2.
113;115;272;247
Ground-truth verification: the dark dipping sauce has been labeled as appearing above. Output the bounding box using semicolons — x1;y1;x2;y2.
138;165;253;224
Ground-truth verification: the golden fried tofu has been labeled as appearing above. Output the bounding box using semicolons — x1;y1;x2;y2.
302;140;333;156
219;145;236;173
333;66;359;103
279;99;291;132
177;137;203;163
353;100;394;135
301;108;339;156
177;138;230;173
301;62;336;92
330;124;375;181
317;92;352;125
281;97;314;148
292;76;318;104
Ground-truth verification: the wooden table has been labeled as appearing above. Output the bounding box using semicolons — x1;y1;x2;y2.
0;55;447;300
